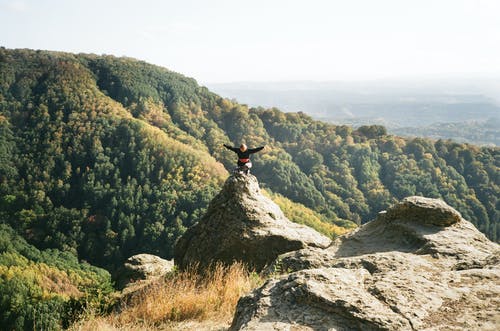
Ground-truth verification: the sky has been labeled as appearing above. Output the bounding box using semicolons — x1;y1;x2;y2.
1;0;500;83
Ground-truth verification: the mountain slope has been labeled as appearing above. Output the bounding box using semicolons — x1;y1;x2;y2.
78;52;498;238
0;49;228;269
0;48;498;278
0;223;113;330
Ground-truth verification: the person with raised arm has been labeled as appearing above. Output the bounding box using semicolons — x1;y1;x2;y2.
223;143;265;174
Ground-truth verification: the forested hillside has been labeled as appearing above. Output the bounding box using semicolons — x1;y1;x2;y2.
0;223;113;329
0;48;498;279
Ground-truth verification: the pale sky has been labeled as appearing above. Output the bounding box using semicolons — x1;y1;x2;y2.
1;0;499;83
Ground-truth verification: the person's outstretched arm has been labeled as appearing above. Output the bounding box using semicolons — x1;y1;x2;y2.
248;146;265;154
223;144;238;153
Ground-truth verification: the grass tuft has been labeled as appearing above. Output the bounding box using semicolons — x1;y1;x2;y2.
71;262;262;330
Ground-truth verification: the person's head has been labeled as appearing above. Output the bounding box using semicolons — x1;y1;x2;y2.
239;143;247;152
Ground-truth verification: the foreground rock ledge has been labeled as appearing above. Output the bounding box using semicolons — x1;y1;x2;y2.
174;174;331;271
232;196;500;331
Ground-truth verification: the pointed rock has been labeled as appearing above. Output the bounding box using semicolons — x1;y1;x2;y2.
174;174;331;271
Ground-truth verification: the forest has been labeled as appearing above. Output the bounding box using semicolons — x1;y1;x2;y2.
0;48;498;329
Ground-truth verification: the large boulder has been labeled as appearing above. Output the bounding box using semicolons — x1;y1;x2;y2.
232;196;500;330
117;253;174;289
384;195;462;226
174;174;331;271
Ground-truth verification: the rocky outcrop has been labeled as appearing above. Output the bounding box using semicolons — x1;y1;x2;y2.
174;174;331;271
383;196;462;226
117;254;174;289
232;196;500;330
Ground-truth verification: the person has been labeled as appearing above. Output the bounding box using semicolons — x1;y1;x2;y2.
223;143;265;174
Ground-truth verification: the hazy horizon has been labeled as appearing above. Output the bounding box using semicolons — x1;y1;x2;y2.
207;77;500;146
208;76;500;102
204;73;500;85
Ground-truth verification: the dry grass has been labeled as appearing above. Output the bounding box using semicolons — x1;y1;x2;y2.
71;262;262;330
71;317;232;331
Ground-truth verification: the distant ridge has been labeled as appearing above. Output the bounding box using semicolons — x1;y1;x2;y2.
208;79;500;145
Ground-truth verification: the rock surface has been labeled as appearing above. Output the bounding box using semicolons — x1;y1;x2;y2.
117;253;174;289
232;196;500;330
174;174;331;271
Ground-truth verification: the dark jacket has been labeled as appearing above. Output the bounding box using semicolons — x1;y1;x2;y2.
223;144;264;166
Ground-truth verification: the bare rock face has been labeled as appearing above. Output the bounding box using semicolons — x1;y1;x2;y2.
117;254;174;289
232;196;500;330
384;196;462;226
174;174;331;271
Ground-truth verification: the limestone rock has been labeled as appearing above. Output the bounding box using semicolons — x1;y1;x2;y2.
117;253;174;289
384;196;462;226
234;197;500;330
174;174;331;271
231;267;412;331
329;196;493;267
